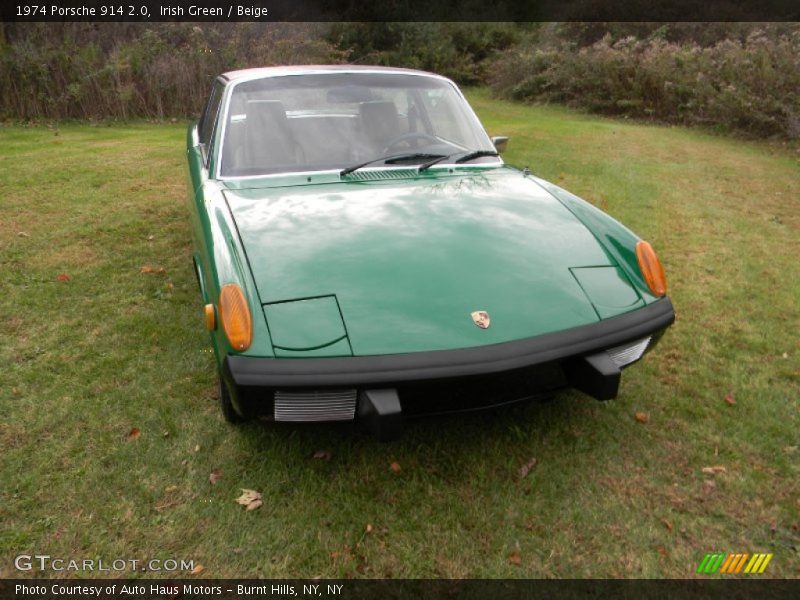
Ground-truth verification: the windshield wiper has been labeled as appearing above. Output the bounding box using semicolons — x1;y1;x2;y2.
418;149;500;173
455;149;500;163
340;153;445;177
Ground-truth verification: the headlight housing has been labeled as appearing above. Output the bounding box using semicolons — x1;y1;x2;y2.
219;283;253;351
635;240;667;297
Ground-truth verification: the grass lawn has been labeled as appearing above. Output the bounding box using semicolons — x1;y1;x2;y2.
1;90;798;579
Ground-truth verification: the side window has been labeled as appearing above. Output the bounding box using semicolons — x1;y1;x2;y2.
198;81;225;155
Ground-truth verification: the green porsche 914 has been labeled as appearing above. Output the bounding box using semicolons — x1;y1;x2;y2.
186;66;674;440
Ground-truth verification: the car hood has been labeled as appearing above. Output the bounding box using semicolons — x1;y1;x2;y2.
223;168;638;356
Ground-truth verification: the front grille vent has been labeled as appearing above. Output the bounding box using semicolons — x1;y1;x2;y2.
607;336;651;368
274;389;357;422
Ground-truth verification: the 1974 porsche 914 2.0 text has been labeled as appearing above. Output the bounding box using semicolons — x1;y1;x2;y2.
186;66;675;440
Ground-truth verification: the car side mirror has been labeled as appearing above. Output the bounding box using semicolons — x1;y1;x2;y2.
491;136;509;154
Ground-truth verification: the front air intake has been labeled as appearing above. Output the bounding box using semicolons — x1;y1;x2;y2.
606;336;651;368
273;389;357;422
345;169;418;181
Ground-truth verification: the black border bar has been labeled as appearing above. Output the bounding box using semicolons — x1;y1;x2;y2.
3;0;800;22
2;578;799;600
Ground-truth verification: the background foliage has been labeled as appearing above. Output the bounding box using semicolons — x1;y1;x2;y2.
1;22;799;138
489;24;800;139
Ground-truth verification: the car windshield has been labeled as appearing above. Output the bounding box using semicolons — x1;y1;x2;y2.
217;72;497;177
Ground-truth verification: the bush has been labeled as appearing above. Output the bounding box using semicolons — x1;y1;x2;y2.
326;23;523;85
0;22;516;121
489;27;800;139
0;23;344;120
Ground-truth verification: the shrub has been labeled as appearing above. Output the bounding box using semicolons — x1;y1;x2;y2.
327;23;522;85
489;27;800;139
0;23;344;120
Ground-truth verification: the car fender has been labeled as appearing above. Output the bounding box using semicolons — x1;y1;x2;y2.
197;181;273;359
531;177;662;304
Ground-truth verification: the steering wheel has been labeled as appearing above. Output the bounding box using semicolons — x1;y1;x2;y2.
381;132;441;155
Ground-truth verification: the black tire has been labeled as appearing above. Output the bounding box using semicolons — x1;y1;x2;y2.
219;373;247;423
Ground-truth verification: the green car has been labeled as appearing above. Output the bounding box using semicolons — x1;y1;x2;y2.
186;66;674;440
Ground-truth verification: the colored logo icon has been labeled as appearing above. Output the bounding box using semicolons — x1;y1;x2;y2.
697;553;773;574
471;310;491;329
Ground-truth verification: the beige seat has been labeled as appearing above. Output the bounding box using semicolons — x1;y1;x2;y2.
359;101;402;152
241;100;304;170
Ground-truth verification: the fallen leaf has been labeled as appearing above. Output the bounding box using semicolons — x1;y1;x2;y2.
236;489;262;511
194;444;200;452
365;523;373;534
508;551;522;566
701;465;726;475
56;273;71;282
312;450;332;461
190;564;204;575
209;469;222;485
635;412;649;423
154;496;183;512
656;545;668;557
519;457;538;479
18;231;29;237
389;462;401;473
661;519;673;531
126;427;141;441
140;265;166;274
724;393;736;406
781;352;789;359
523;519;537;532
165;485;178;493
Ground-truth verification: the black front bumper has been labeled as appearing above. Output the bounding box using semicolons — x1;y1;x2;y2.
223;298;674;437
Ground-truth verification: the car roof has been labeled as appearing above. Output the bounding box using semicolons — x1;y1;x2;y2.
219;65;451;84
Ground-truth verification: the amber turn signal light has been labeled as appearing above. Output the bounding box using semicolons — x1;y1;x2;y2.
204;304;216;331
219;284;252;351
636;240;667;297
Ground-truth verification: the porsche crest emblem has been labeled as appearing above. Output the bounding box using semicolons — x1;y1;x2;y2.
471;310;491;329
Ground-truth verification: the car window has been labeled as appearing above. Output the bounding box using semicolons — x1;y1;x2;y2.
218;72;495;177
417;88;479;147
199;80;224;150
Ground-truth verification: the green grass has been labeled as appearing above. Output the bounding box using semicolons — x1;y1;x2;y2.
1;92;798;579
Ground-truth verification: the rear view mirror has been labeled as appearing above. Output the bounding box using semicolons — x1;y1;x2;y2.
491;136;509;154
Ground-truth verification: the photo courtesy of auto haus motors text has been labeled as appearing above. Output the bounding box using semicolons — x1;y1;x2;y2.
13;583;345;597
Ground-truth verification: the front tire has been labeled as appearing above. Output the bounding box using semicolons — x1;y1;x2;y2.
219;373;246;423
